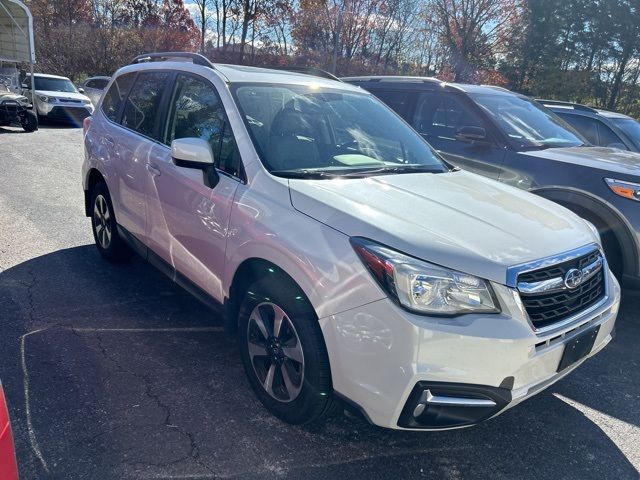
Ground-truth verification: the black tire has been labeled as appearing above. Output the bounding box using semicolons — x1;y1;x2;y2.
21;110;38;132
90;181;131;262
238;276;334;425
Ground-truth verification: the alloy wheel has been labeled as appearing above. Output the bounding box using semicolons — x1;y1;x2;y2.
93;194;112;249
247;302;305;402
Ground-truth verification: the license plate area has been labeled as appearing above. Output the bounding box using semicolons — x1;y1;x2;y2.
557;325;600;372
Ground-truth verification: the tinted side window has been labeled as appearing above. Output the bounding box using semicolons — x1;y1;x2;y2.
371;90;412;119
121;71;170;140
165;74;242;178
557;114;598;145
598;122;627;149
101;73;136;122
94;79;109;89
413;92;484;140
85;80;97;88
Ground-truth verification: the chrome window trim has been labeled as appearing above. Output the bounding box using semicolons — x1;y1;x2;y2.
506;243;609;335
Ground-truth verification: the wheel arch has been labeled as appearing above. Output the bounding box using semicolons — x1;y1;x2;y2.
84;168;107;217
225;257;312;331
532;186;639;278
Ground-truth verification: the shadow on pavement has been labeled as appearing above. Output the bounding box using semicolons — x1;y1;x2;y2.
0;245;638;479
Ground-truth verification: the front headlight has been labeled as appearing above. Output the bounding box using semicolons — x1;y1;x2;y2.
605;178;640;202
351;237;499;315
38;95;57;103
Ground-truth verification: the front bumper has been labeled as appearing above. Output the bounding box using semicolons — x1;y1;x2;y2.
37;101;93;122
319;270;620;430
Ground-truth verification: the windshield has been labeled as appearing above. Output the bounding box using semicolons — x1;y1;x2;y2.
611;117;640;149
34;77;78;93
232;84;448;178
471;94;586;149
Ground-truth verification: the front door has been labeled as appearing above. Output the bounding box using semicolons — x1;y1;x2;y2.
411;91;505;179
145;73;243;302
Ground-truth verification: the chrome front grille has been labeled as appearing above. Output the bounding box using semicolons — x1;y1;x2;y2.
516;248;606;330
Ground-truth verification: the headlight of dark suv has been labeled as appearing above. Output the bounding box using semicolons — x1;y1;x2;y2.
351;237;499;315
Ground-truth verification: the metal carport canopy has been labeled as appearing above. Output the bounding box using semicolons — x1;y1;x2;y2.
0;0;35;63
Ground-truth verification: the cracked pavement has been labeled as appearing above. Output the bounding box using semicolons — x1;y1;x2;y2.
0;124;639;479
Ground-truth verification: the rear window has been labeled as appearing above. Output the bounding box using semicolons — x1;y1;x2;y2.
121;71;170;139
101;73;136;122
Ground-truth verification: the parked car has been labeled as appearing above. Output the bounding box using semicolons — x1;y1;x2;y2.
22;73;93;123
0;80;38;131
81;76;111;106
0;382;19;480
540;100;640;152
345;76;640;288
83;53;619;430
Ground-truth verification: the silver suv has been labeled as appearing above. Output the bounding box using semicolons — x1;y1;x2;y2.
82;53;620;430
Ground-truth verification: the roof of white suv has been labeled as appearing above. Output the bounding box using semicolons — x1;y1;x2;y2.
118;59;361;92
30;73;70;80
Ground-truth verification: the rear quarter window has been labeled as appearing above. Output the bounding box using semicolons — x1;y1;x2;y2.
101;73;136;122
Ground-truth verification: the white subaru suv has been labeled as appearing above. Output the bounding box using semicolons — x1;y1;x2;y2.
82;53;620;430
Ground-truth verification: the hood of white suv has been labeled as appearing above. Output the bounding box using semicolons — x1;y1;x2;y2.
521;146;640;176
288;170;597;285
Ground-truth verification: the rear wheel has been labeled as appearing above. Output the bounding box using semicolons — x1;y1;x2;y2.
238;277;333;425
90;182;130;262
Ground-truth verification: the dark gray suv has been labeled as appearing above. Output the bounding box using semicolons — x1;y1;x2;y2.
344;76;640;287
540;100;640;152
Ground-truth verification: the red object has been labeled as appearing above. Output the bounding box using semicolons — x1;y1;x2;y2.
0;383;19;480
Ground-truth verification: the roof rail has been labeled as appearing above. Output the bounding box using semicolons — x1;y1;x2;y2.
131;52;215;69
267;66;342;82
481;85;511;93
343;76;440;84
536;99;598;113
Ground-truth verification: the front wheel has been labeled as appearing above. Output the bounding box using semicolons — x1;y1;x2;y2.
238;277;333;425
20;110;38;132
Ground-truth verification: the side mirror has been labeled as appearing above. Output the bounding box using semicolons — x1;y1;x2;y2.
456;126;488;144
78;87;85;93
171;138;219;188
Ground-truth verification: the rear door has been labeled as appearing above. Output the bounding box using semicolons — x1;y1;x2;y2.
109;70;171;243
145;73;243;302
410;91;505;179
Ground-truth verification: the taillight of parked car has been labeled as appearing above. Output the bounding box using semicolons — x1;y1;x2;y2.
0;383;19;480
83;116;92;135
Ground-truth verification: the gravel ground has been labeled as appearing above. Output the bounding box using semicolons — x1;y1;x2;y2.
0;124;639;479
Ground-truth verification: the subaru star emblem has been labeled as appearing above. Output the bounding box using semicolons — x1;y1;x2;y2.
564;268;584;289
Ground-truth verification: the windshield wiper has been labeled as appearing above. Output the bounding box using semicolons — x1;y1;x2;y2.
270;169;340;179
339;165;445;177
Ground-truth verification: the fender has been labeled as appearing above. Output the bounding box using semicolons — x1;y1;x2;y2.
531;185;639;279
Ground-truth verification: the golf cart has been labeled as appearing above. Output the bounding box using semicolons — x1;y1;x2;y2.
0;69;37;131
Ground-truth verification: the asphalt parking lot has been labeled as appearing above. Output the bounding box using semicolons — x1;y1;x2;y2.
1;123;639;479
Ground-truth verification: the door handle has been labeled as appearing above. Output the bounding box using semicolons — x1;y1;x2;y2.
146;163;161;176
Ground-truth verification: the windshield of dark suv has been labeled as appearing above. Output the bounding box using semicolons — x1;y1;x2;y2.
611;117;640;149
233;83;448;178
33;76;78;93
471;94;586;150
